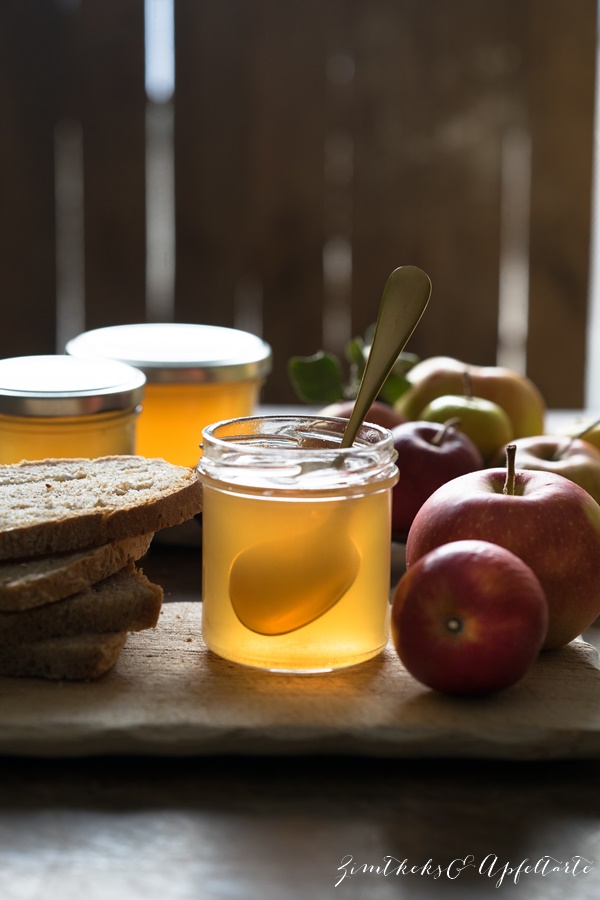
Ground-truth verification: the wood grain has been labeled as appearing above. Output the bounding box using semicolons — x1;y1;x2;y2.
0;0;58;357
76;0;147;329
1;601;599;759
0;1;596;409
351;0;508;366
174;0;252;328
524;0;596;408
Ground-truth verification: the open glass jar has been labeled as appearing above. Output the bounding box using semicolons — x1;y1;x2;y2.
198;415;399;673
66;323;272;466
0;355;146;464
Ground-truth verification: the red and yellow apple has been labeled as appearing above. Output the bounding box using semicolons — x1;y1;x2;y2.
490;435;600;505
405;453;600;649
319;400;406;431
391;540;548;695
394;356;545;438
390;420;483;540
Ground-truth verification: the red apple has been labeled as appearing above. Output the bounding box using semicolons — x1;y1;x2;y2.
391;540;548;695
320;399;407;430
390;419;483;540
405;449;600;649
490;435;600;505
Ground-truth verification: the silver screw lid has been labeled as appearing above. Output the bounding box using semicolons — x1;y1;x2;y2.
0;355;146;417
66;323;273;385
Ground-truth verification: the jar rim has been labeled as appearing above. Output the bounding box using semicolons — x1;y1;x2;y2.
199;415;398;493
202;413;394;448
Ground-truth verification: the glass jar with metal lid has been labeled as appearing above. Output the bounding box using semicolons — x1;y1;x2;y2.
66;323;272;466
0;355;146;464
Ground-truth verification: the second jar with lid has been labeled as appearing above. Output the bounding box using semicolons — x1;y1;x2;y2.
0;355;146;464
67;323;273;467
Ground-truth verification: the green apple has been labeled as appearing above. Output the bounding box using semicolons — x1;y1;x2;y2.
419;394;513;462
394;356;545;438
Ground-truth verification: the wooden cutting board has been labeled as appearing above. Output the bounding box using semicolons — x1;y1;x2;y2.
1;601;600;760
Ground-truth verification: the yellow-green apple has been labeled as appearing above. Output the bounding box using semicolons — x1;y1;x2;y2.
394;356;545;438
319;399;406;430
419;394;513;462
390;420;483;540
405;447;600;649
575;419;600;452
550;415;600;454
490;435;600;505
391;540;548;695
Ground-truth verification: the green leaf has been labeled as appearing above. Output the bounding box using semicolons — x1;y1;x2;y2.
344;336;367;399
377;352;421;403
363;322;376;345
345;336;367;369
287;351;345;404
378;372;411;404
390;351;420;377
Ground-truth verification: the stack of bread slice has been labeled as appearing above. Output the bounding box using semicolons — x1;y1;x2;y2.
0;455;203;680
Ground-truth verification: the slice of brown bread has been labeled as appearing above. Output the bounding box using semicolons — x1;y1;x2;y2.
0;455;203;560
0;532;154;611
0;631;127;680
0;564;163;645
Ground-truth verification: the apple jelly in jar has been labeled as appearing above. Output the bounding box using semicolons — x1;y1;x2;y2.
198;415;399;673
0;355;145;464
66;323;272;467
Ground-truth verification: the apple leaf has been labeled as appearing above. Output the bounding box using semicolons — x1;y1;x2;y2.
346;335;367;370
287;351;345;404
287;330;420;406
345;336;367;398
378;352;420;404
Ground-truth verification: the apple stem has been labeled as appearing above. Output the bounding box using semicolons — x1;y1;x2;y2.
431;416;462;446
503;444;517;495
572;415;600;443
551;437;573;462
550;416;600;461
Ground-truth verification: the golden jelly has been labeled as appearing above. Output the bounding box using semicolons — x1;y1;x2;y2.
0;355;145;464
198;415;399;673
67;323;272;467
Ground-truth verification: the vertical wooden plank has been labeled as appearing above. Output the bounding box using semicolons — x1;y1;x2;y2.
0;1;58;357
174;0;253;327
175;0;331;403
351;0;516;366
524;0;596;409
2;0;588;410
242;0;332;402
321;2;357;361
75;0;147;330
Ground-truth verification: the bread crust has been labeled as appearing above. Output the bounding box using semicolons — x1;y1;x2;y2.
0;456;203;560
0;631;128;680
0;532;154;611
0;565;163;645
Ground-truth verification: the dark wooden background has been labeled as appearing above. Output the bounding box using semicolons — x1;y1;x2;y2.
0;0;596;407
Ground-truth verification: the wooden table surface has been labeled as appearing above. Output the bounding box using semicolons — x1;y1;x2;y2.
1;541;600;900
